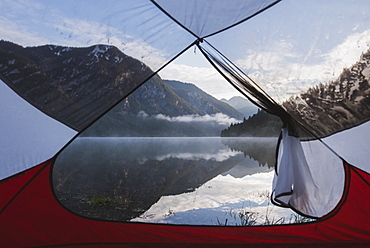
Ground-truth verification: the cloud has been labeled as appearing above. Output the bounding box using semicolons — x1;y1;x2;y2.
0;0;50;45
241;39;300;72
159;62;245;100
137;110;242;125
235;29;370;101
131;170;295;225
159;29;370;102
5;0;369;104
137;110;149;118
158;48;245;100
1;1;243;101
323;29;370;71
154;113;241;125
0;0;184;70
154;149;242;162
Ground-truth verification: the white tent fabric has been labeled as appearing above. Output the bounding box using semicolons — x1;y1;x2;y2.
273;128;344;217
323;121;370;173
0;81;76;180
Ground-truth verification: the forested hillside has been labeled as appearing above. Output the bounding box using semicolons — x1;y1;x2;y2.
222;48;370;138
221;110;282;137
284;48;370;137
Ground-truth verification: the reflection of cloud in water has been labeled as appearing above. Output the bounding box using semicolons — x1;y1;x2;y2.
154;149;242;162
132;171;295;225
56;137;283;223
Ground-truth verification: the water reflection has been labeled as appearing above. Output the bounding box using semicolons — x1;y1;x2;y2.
221;138;277;168
53;137;284;224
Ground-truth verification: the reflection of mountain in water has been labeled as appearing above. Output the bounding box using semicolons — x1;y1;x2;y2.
221;137;278;169
221;157;273;178
53;137;277;221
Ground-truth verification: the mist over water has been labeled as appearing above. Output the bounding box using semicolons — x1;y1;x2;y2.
53;137;296;225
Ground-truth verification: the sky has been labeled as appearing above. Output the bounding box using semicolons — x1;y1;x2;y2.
158;48;244;99
1;0;370;101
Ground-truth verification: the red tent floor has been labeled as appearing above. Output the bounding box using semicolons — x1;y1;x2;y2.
0;159;369;247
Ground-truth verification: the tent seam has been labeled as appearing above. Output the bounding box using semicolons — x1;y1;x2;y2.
0;159;51;215
202;0;282;39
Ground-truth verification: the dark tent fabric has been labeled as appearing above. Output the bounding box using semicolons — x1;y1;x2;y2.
1;0;370;247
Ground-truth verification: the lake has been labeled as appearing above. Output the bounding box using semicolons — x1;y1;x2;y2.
53;137;299;225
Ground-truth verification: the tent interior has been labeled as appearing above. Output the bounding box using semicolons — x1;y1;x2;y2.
0;0;369;247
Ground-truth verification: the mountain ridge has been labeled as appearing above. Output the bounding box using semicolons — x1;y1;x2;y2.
0;40;247;136
222;48;370;138
284;48;370;137
83;78;246;137
0;40;152;130
220;96;258;117
165;80;244;119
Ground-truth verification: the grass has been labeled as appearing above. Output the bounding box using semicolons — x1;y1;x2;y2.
88;194;119;207
288;213;313;224
217;209;258;226
217;209;314;226
86;191;314;226
216;191;315;226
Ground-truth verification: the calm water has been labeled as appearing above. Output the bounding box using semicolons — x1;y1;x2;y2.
53;137;296;225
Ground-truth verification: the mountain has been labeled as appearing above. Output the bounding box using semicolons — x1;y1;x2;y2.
166;80;244;119
0;40;152;130
283;49;370;137
83;78;245;137
222;48;370;138
0;40;244;137
220;96;259;117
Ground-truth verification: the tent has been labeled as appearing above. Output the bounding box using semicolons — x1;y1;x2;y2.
1;0;369;247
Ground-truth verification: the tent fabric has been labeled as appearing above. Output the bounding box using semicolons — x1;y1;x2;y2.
0;0;370;246
0;80;76;180
0;41;159;131
196;40;288;118
273;128;344;218
323;120;370;173
0;159;369;247
195;37;355;219
152;0;281;38
204;0;370;105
